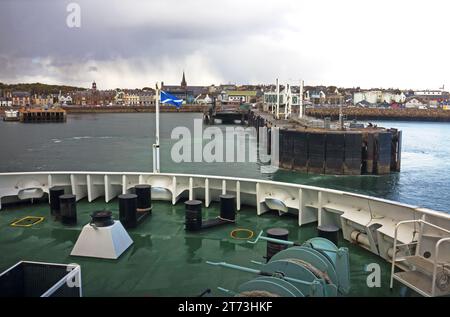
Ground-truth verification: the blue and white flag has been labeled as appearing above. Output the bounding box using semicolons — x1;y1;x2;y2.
160;91;183;108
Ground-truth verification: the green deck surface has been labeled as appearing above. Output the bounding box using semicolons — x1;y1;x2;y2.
0;198;412;297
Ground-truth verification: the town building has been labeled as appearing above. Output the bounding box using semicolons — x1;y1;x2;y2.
414;90;443;97
32;94;54;106
353;90;405;106
72;82;115;105
304;88;326;105
58;92;73;105
194;93;213;105
404;97;426;109
123;90;140;106
12;91;31;107
225;90;258;104
0;97;12;107
413;89;449;103
324;87;344;105
138;91;155;106
161;72;207;104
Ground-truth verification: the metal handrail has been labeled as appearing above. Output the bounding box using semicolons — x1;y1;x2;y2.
41;265;81;297
396;241;418;248
390;219;450;295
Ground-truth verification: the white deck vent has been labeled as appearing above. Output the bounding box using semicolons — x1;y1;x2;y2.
71;221;133;259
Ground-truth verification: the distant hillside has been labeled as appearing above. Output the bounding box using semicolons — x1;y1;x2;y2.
0;82;86;95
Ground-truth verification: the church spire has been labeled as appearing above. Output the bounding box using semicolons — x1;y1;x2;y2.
181;71;187;88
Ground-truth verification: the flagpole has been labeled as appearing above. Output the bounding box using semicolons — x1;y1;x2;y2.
153;82;160;173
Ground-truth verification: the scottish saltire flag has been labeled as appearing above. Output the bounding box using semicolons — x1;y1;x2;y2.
160;91;183;108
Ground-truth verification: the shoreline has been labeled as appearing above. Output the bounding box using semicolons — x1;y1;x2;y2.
63;105;207;113
2;106;450;121
0;105;207;115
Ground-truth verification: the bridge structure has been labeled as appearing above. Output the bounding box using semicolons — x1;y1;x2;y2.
203;101;250;125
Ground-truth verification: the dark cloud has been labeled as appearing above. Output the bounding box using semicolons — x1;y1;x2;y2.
0;0;288;59
1;0;450;89
0;0;297;86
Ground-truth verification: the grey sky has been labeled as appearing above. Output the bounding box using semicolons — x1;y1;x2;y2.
0;0;448;90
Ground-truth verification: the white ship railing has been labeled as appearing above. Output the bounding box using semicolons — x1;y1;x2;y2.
0;171;449;267
390;220;450;296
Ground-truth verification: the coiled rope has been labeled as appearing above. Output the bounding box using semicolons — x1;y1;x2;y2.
236;290;280;297
284;258;333;284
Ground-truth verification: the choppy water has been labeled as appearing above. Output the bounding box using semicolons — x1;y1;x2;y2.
0;113;448;212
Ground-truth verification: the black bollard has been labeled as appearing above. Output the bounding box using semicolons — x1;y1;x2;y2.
219;194;236;221
119;194;138;229
266;228;289;261
317;225;340;246
59;194;77;225
135;184;152;212
185;200;202;231
49;186;65;218
90;210;115;227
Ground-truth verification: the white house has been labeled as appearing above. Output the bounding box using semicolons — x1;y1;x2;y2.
58;91;73;105
305;89;326;104
0;98;12;107
58;95;73;105
383;92;406;103
353;91;379;104
194;93;213;104
405;97;425;108
353;90;405;105
395;92;406;103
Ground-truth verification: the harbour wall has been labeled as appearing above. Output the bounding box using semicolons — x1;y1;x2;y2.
307;107;450;122
248;111;402;175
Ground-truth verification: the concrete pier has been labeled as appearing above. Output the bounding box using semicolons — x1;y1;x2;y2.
19;108;66;123
248;110;402;175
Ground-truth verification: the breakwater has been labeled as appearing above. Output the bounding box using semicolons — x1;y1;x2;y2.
248;111;402;175
306;108;450;122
